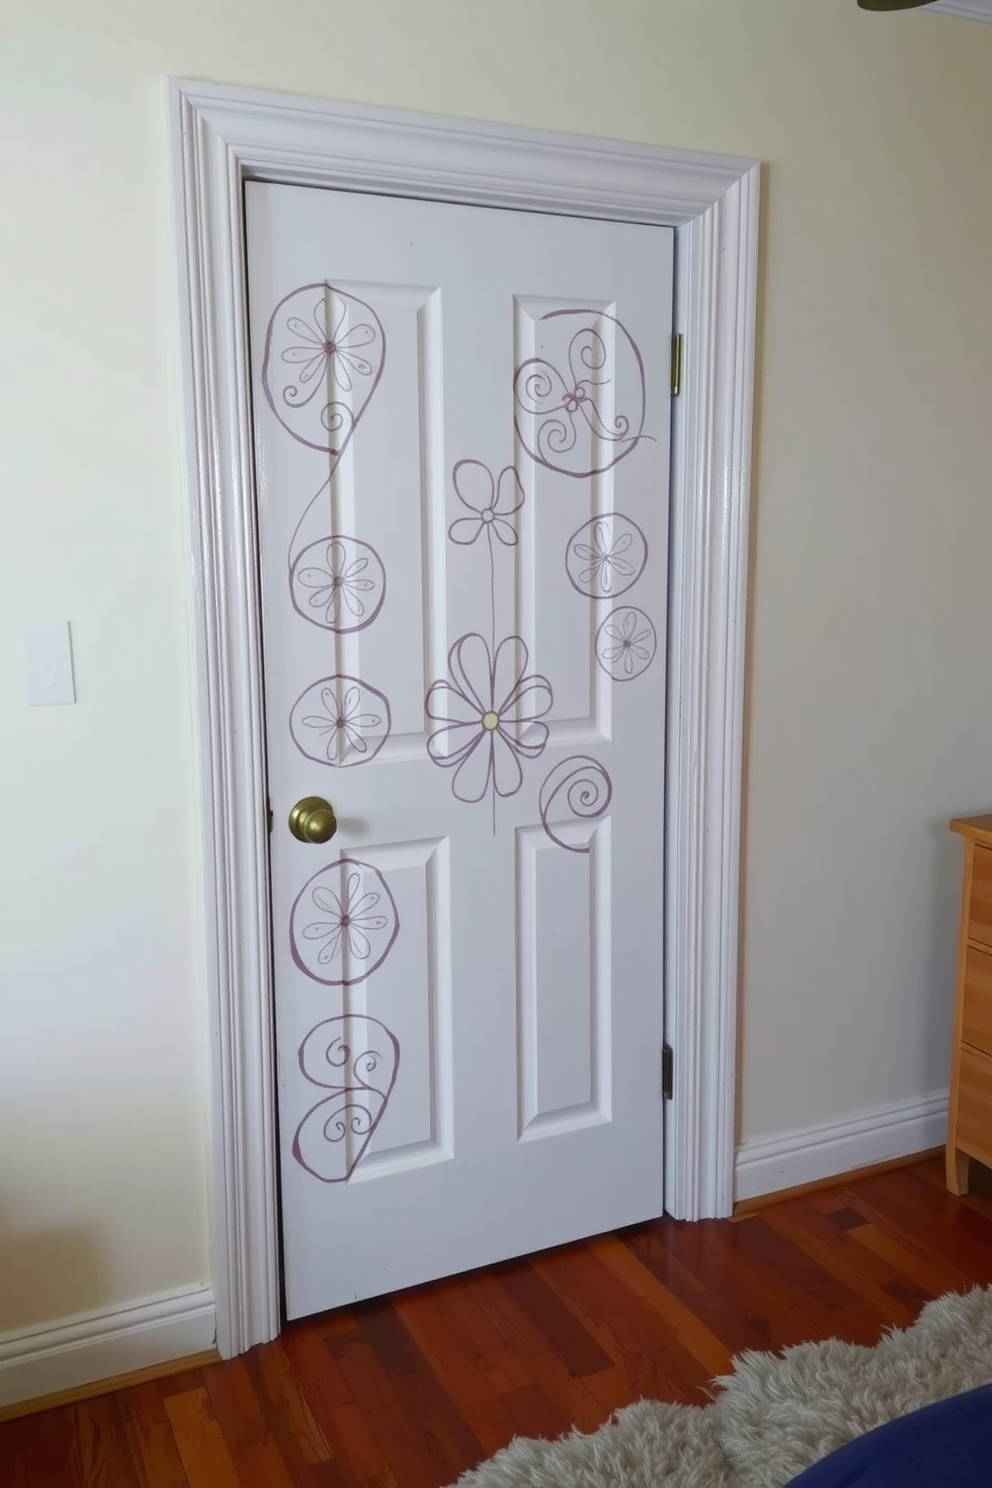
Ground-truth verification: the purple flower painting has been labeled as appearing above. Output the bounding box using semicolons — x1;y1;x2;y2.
262;284;385;454
290;858;399;987
565;514;648;599
293;1015;400;1183
290;536;386;633
426;634;553;805
290;676;391;767
513;309;648;477
595;607;657;681
448;461;524;548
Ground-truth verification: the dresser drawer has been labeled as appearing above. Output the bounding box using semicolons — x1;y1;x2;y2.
956;1045;992;1167
967;845;992;949
962;945;992;1056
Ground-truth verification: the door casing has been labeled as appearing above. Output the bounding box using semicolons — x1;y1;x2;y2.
166;76;759;1358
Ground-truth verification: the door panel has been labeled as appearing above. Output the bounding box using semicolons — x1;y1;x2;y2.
246;181;673;1320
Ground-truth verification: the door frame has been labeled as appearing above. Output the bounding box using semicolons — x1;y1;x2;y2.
167;77;759;1358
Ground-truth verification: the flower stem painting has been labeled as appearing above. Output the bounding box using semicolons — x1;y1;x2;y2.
426;461;553;831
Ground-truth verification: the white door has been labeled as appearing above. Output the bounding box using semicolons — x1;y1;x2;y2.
245;181;673;1320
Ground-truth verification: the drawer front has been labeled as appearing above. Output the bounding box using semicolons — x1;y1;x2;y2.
956;1045;992;1166
962;945;992;1056
968;844;992;949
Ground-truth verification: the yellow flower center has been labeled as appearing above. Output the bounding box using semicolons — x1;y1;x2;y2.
482;710;500;732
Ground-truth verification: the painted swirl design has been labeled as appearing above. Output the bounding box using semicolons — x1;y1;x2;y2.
292;1015;400;1183
539;755;613;853
513;309;648;478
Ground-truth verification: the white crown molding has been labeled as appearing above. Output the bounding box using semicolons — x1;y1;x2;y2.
0;1286;215;1409
167;77;759;1355
735;1092;948;1204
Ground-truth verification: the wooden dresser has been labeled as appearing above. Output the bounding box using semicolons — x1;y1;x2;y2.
946;814;992;1194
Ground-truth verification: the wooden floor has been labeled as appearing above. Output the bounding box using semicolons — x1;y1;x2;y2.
4;1157;992;1487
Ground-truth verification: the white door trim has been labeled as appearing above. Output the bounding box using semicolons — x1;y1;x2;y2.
166;77;759;1358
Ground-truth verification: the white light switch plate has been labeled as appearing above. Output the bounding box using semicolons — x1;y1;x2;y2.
23;621;76;706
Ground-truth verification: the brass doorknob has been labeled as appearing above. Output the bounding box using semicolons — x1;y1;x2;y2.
288;796;338;844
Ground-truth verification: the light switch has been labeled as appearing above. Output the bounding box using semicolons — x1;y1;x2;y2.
23;621;76;706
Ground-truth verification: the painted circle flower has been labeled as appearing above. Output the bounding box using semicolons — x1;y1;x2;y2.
290;676;391;767
595;607;657;681
426;634;553;803
290;537;386;633
261;283;385;454
447;461;524;548
566;513;648;599
291;859;399;986
281;296;377;396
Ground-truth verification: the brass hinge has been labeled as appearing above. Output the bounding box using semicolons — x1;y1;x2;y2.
662;1043;674;1101
670;333;683;397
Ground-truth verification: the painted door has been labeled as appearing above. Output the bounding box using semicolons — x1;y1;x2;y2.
245;181;673;1320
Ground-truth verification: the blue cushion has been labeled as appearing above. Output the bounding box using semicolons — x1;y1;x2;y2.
786;1384;992;1487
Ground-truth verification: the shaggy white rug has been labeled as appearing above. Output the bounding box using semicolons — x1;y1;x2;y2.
449;1286;992;1488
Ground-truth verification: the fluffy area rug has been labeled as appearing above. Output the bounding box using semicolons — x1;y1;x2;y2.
449;1286;992;1488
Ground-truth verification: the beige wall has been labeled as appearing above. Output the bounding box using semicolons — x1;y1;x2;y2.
2;0;991;1332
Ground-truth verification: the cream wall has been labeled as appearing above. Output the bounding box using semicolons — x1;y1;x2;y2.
2;0;991;1333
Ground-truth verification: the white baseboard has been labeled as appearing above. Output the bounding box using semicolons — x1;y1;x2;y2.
0;1284;215;1409
735;1090;948;1205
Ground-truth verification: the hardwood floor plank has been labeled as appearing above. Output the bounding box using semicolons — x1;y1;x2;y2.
0;1416;39;1488
72;1395;140;1488
902;1164;992;1251
290;1461;351;1488
914;1153;992;1220
322;1327;455;1488
723;1211;863;1313
164;1386;244;1488
590;1232;731;1378
280;1326;400;1488
201;1355;297;1488
853;1171;992;1283
116;1381;190;1488
158;1368;209;1399
492;1259;615;1378
439;1287;534;1395
532;1242;715;1404
242;1340;332;1472
391;1285;522;1458
499;1383;572;1443
831;1180;991;1296
474;1274;614;1432
846;1217;976;1299
2;1405;77;1488
356;1298;484;1479
4;1158;989;1488
624;1219;818;1355
760;1199;927;1328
